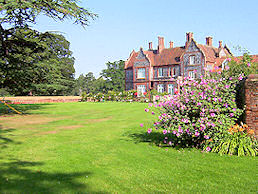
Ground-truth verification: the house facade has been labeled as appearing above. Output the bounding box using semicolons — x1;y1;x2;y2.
124;32;232;95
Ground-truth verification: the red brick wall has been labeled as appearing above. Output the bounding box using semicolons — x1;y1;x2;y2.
4;96;82;104
245;74;258;135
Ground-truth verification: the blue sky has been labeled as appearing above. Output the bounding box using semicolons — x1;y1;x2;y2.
34;0;258;78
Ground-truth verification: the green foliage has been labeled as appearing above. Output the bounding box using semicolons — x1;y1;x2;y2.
73;60;125;95
209;124;257;156
227;53;258;77
100;60;125;92
0;0;97;27
0;88;12;97
145;68;245;151
81;90;137;102
0;27;75;96
0;0;96;96
72;73;96;95
223;53;258;121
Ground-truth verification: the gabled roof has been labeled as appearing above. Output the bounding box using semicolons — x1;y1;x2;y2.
153;47;185;66
124;47;185;69
197;44;231;63
197;44;218;62
124;50;137;69
124;36;248;70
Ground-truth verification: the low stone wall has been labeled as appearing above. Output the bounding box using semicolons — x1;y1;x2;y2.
2;96;82;104
245;74;258;135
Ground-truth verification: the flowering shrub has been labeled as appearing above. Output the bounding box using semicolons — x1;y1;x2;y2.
81;90;137;102
209;123;257;156
145;69;244;151
81;90;169;103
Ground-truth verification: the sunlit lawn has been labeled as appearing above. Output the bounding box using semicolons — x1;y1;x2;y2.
0;102;257;193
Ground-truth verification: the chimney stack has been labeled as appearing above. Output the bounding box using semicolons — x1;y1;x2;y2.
185;32;193;47
186;32;193;42
218;41;222;48
206;37;213;46
158;36;165;53
169;41;174;48
149;42;153;50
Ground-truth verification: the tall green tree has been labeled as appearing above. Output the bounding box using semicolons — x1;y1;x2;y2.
32;32;76;96
72;72;96;95
0;28;76;95
100;60;125;92
0;0;97;95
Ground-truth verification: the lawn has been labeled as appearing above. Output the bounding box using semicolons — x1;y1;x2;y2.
0;102;257;193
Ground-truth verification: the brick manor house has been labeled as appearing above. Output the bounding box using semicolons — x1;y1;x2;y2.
124;32;233;95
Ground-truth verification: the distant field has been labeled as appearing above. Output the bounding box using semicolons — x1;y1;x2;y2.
0;102;257;193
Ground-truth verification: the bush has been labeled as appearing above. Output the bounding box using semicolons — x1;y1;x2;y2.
81;90;138;102
209;123;257;156
145;69;244;152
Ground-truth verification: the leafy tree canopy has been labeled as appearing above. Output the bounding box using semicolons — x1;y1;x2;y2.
100;60;125;92
0;0;97;27
0;27;75;95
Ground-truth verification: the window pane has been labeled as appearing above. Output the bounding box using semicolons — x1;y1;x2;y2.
168;84;174;95
137;85;146;96
157;84;164;93
188;71;195;79
137;68;145;78
158;68;163;77
190;56;195;65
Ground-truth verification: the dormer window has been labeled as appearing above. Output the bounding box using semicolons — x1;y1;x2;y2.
158;68;163;77
137;68;145;79
189;55;196;65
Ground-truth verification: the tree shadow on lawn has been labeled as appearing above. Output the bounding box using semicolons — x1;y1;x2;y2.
125;129;198;150
0;159;102;193
0;125;20;149
126;130;165;145
0;103;53;116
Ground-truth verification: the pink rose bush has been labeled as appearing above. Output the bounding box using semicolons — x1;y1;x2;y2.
145;70;243;150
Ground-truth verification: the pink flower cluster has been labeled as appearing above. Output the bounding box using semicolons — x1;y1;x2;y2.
143;69;243;150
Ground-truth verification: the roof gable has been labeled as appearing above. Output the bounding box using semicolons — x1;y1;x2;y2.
186;40;200;53
136;48;147;60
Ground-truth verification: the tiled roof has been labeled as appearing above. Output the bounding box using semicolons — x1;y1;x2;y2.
233;55;258;63
153;47;185;66
197;44;218;62
125;39;256;70
124;47;185;69
124;51;137;69
213;55;258;72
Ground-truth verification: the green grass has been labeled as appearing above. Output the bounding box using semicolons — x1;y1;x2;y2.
0;102;257;193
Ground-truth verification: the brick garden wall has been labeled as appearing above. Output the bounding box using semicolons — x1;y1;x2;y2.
245;74;258;135
3;96;82;104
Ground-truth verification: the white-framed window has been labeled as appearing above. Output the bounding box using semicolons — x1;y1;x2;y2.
189;55;195;65
157;84;165;93
188;71;196;79
137;85;146;97
168;84;174;95
137;68;145;79
158;68;163;77
170;67;176;77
